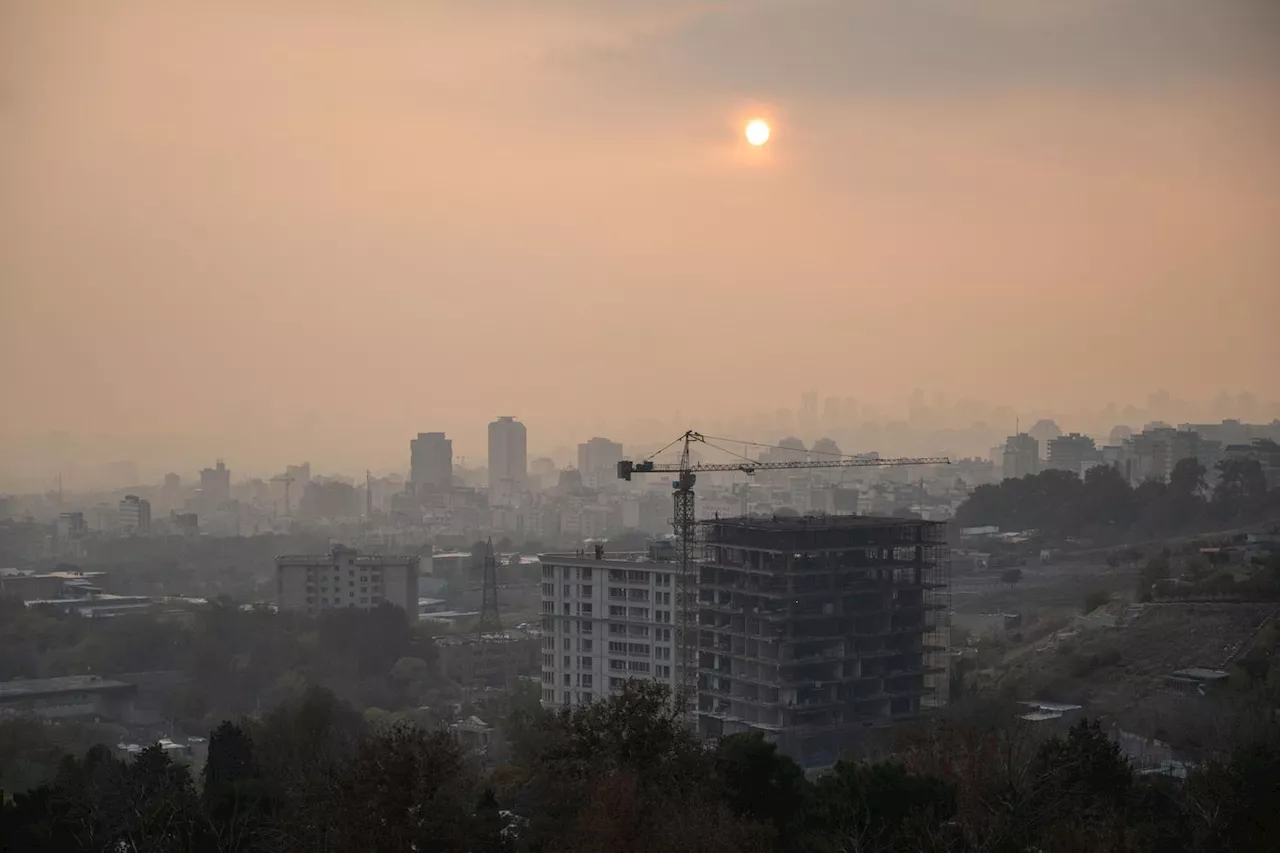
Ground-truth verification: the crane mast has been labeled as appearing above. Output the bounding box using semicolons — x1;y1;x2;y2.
617;430;950;711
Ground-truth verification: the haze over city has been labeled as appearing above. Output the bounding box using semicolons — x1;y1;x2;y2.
6;4;1280;848
2;0;1278;486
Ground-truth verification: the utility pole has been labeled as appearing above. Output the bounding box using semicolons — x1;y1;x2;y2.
478;538;502;634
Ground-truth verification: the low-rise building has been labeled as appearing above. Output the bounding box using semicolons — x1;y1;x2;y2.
0;675;137;720
437;630;541;689
276;544;418;619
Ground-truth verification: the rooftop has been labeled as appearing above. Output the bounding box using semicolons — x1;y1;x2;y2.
700;514;943;532
0;675;135;701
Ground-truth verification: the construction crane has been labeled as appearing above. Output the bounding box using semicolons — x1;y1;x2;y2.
617;430;950;708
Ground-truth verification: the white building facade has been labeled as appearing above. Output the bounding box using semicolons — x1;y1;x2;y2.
539;552;679;708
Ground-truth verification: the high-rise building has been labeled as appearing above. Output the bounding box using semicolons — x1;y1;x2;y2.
488;417;528;498
1001;434;1039;480
199;460;231;506
538;549;679;709
1119;427;1221;486
286;462;312;488
118;495;151;535
410;433;453;490
1045;433;1099;477
576;437;624;489
276;545;418;620
697;515;950;769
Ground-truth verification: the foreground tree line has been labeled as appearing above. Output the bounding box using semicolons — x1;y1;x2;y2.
3;682;1278;853
955;456;1278;543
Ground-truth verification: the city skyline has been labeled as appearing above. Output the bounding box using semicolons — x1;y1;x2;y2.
2;392;1279;492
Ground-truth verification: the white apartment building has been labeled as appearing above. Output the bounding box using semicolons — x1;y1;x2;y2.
117;495;151;535
276;545;418;620
539;551;679;708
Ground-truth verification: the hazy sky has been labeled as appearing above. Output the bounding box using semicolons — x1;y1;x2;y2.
2;0;1278;477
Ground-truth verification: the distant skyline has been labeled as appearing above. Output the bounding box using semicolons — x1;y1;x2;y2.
2;2;1278;488
1;389;1277;492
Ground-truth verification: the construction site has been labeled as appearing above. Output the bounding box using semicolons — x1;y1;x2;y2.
696;514;950;768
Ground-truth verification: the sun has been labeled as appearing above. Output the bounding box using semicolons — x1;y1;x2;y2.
745;118;771;146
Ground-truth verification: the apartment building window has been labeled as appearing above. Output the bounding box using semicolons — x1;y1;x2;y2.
608;587;626;600
580;674;593;688
608;641;626;653
541;602;554;614
581;621;593;634
543;566;555;580
543;637;555;650
580;585;593;597
658;628;671;642
628;626;649;638
609;623;626;635
543;689;554;703
628;589;650;602
627;643;650;656
562;602;572;615
609;659;626;671
541;583;554;597
563;673;571;686
563;585;571;598
580;656;592;668
579;603;593;616
579;639;593;653
626;570;648;583
543;654;554;668
563;691;571;704
541;617;554;632
609;570;626;582
562;567;572;580
542;671;553;683
655;610;670;623
657;647;671;660
579;567;593;581
563;637;571;650
657;665;671;678
582;691;593;702
563;655;571;668
628;608;649;620
609;605;626;617
627;661;651;673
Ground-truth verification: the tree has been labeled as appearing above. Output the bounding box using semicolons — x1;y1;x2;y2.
1213;458;1268;523
1027;719;1134;849
714;732;808;847
806;760;956;852
1170;457;1207;498
507;681;771;853
330;725;485;853
1083;589;1108;613
1001;568;1024;589
203;721;276;853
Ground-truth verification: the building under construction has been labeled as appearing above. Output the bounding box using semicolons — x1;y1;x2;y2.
697;515;949;768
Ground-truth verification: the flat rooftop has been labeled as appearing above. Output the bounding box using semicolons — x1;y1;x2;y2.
0;675;135;702
700;514;942;532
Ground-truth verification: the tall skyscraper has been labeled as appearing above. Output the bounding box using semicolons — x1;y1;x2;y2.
488;416;528;497
410;432;453;490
